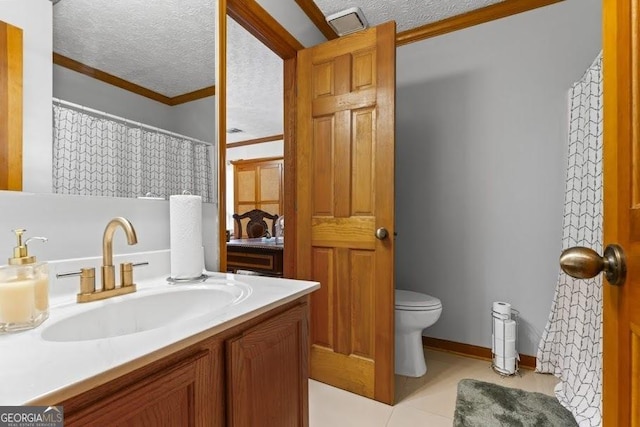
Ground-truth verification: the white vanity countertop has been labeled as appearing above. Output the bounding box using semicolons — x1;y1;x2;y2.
0;259;319;405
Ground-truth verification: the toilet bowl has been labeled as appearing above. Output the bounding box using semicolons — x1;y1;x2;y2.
395;289;442;377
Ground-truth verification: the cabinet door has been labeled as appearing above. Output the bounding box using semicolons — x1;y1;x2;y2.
64;350;214;427
232;157;284;238
227;304;308;427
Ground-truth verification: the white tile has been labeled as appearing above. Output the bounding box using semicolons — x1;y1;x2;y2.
386;406;452;427
493;369;560;396
309;349;563;425
309;380;393;427
396;377;459;418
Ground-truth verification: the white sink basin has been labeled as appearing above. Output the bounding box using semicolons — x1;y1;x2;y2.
41;283;249;342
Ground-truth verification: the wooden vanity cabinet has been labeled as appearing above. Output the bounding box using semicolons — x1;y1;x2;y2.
56;299;309;427
227;303;308;427
61;348;220;426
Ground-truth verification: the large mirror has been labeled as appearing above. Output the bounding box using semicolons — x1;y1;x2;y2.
46;0;218;200
222;14;285;275
225;18;283;234
14;0;284;206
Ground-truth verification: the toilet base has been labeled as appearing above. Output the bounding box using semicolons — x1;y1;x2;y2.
395;330;427;377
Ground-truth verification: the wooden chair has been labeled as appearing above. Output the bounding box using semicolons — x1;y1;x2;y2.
233;209;279;239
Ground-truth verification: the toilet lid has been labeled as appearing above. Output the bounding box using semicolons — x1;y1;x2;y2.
395;289;442;309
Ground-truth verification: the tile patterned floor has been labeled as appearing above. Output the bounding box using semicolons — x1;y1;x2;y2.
309;349;560;426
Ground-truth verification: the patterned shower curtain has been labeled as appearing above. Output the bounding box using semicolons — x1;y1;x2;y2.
52;102;214;202
536;54;603;427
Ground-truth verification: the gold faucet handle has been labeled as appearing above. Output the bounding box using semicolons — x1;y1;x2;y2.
79;268;96;294
56;268;96;295
120;263;134;287
120;261;148;287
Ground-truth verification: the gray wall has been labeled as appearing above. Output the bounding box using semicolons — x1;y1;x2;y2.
171;96;216;143
395;0;602;356
53;65;215;143
0;191;219;271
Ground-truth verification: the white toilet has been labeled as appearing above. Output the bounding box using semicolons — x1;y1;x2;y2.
395;289;443;377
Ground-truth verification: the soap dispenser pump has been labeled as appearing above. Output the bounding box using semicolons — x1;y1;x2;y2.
0;229;49;332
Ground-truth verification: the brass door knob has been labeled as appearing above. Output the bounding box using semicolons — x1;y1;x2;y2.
375;227;389;240
559;244;626;286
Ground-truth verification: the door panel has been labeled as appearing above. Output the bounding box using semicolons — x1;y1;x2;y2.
297;21;396;404
352;108;375;215
232;157;284;238
351;250;375;357
260;166;281;200
603;0;640;425
237;170;256;202
311;248;333;348
312;117;334;215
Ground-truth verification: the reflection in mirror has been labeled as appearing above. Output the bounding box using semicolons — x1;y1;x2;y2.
50;0;217;201
225;18;283;228
223;16;285;274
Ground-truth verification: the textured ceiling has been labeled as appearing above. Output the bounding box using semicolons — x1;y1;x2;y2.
313;0;506;32
53;0;509;142
227;18;283;142
54;0;217;97
53;0;283;142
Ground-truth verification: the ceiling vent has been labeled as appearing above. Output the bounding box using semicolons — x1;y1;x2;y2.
326;7;368;37
226;128;243;134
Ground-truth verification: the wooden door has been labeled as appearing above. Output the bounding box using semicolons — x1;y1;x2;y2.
602;0;640;425
296;21;396;404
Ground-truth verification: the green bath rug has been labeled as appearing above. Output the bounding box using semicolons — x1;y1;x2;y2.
453;379;578;427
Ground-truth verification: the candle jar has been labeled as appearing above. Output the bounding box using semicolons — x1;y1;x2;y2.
0;262;49;332
0;229;49;333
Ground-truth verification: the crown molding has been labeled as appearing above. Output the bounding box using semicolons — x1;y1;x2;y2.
53;53;215;106
226;134;284;149
396;0;564;46
168;86;216;106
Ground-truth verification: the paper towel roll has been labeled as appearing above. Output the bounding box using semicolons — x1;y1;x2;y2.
170;195;204;279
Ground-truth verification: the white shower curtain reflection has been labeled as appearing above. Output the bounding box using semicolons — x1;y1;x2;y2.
52;100;214;202
536;53;603;427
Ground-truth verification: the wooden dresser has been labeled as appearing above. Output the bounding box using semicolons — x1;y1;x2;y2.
226;238;284;277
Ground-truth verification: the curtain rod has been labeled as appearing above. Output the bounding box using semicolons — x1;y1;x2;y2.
52;97;214;147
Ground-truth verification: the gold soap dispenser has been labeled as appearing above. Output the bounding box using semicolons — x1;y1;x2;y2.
0;229;49;332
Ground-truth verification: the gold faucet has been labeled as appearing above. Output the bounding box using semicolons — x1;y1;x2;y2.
70;217;139;303
102;217;138;291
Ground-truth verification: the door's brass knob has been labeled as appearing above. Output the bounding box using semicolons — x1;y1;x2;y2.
559;244;626;286
375;227;389;240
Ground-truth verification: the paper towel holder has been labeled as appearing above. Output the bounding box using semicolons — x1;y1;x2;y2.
491;306;520;376
167;274;208;284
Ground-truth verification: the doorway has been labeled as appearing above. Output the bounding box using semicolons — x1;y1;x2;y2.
223;16;285;276
218;0;299;277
